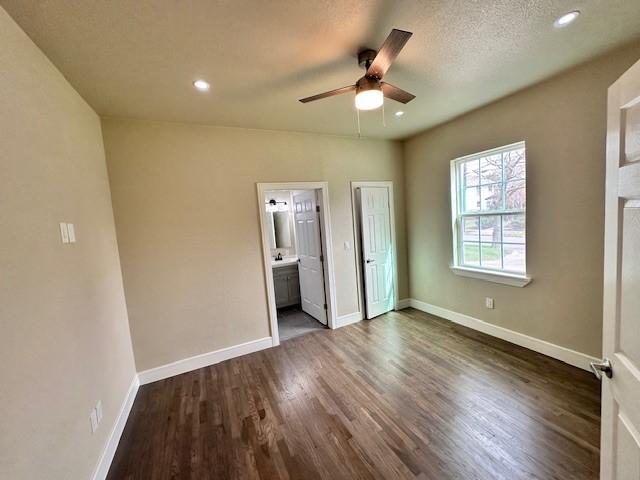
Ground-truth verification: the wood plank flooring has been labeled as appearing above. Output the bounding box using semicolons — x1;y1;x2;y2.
107;308;601;480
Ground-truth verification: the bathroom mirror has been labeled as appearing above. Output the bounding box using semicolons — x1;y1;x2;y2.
272;211;292;248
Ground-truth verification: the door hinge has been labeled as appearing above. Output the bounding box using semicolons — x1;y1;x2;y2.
316;205;320;213
323;303;328;310
320;255;324;262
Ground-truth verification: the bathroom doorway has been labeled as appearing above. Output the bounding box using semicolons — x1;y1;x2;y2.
257;182;337;345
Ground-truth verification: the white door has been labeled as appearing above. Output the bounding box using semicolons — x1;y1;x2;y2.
293;190;327;325
599;57;640;480
359;187;394;319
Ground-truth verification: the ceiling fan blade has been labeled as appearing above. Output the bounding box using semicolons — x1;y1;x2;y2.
381;82;416;104
299;85;356;103
366;29;412;79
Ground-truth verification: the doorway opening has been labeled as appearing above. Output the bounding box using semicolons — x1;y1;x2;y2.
351;181;399;319
257;182;337;346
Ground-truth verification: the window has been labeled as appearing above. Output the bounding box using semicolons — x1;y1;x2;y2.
451;142;528;284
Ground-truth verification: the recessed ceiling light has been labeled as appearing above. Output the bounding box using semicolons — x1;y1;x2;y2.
395;111;405;117
193;79;210;91
554;10;580;28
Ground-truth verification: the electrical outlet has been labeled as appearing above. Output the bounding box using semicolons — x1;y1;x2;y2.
485;297;495;309
89;409;99;433
95;400;103;423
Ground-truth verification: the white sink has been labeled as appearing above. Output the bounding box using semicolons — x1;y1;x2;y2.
271;256;298;268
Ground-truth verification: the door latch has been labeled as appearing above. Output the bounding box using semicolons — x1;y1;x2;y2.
590;358;613;380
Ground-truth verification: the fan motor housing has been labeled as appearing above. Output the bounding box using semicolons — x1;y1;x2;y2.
356;75;381;93
358;49;377;70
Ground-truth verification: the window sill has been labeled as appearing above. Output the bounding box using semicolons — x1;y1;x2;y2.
450;266;531;287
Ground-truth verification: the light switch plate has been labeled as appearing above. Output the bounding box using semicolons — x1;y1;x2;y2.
95;400;103;423
485;297;495;309
59;223;69;244
89;409;98;433
67;223;76;243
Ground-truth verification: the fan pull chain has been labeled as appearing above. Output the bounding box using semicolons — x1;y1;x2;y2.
356;104;361;138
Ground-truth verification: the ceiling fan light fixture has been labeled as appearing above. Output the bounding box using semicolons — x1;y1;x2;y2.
355;89;384;110
298;29;415;112
355;77;384;111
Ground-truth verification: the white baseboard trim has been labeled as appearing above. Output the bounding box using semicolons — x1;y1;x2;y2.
92;375;139;480
138;336;273;385
408;299;598;372
335;311;363;328
396;298;411;309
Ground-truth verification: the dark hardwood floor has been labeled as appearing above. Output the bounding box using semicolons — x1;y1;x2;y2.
107;308;601;480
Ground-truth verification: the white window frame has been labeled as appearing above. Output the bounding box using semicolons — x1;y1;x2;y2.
450;141;531;287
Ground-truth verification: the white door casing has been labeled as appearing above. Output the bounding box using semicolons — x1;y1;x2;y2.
359;187;394;319
293;190;327;325
601;57;640;480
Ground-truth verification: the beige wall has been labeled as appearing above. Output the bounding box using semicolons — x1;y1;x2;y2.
0;6;136;480
102;118;407;371
404;41;640;358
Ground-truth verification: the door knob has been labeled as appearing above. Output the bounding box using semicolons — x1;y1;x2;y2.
366;259;374;264
590;358;613;380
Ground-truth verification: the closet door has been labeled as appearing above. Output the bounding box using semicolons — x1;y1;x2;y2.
359;187;394;319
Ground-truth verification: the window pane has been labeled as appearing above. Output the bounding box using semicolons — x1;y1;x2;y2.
502;214;525;244
505;180;525;210
480;183;503;211
480;154;502;185
462;216;479;241
480;243;502;269
463;186;480;212
462;242;480;266
480;215;501;243
453;142;526;276
504;148;525;182
503;244;526;272
463;160;479;187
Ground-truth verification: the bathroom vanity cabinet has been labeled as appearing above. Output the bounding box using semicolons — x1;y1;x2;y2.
273;263;300;308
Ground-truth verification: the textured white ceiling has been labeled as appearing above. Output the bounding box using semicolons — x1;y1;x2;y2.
2;0;640;139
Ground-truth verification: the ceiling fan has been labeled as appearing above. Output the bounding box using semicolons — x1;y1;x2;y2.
299;28;416;111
